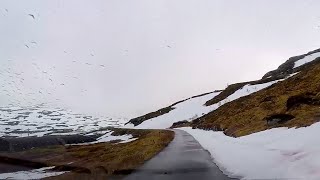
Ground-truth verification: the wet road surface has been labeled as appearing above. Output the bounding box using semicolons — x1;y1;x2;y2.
124;129;235;180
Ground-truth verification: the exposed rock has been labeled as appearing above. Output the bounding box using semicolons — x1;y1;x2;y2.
6;121;20;126
51;118;61;121
170;120;190;128
38;110;53;115
0;138;10;152
287;93;320;110
18;112;32;116
12;115;28;120
83;116;93;119
262;48;320;79
126;106;175;126
265;114;295;126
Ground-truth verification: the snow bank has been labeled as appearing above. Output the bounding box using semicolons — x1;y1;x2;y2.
72;131;137;145
95;132;134;143
180;123;320;180
0;167;67;180
294;52;320;69
133;79;282;129
119;138;139;144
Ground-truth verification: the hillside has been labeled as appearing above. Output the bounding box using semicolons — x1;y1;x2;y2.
126;91;219;127
194;62;320;137
126;48;320;137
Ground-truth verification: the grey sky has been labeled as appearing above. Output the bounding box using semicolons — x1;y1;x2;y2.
0;0;319;118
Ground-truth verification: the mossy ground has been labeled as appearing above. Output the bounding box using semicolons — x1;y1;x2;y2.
193;63;320;137
0;129;174;179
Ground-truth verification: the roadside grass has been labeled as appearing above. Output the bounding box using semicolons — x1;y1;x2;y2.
0;128;174;179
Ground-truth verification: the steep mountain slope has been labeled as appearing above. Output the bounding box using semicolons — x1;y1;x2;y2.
193;63;320;137
126;48;320;136
193;49;320;137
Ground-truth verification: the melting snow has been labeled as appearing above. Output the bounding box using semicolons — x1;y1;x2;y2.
0;105;129;138
294;52;320;69
0;167;67;180
95;132;134;143
71;131;137;145
119;138;139;144
133;79;283;129
180;122;320;180
131;92;220;129
217;80;282;106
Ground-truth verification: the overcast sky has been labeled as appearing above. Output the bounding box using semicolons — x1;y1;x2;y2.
0;0;319;118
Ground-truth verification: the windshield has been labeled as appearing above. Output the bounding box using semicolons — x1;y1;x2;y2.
1;1;320;180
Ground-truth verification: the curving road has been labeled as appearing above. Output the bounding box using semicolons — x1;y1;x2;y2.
124;130;235;180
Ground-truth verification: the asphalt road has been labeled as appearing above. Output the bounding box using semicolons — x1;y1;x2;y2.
124;129;235;180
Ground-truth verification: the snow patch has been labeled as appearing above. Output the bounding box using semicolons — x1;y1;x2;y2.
96;132;134;143
131;92;220;129
294;52;320;69
218;80;282;106
71;131;136;145
0;167;67;180
119;138;139;144
180;123;320;180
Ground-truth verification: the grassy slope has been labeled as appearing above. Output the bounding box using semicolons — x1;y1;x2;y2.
204;76;286;107
128;50;320;138
0;129;174;179
193;62;320;137
129;50;320;138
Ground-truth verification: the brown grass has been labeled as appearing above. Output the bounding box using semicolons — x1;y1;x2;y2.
193;63;320;137
205;82;247;106
0;129;174;180
205;75;287;107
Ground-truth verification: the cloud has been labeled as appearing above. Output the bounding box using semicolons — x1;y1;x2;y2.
0;0;319;117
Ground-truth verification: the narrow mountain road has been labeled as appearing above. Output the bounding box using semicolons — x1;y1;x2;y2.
124;129;235;180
